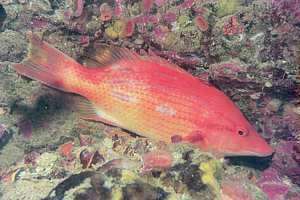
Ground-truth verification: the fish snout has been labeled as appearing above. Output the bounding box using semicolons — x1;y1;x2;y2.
247;135;274;157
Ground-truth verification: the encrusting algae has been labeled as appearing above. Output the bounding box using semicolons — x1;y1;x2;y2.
216;0;241;17
200;159;222;199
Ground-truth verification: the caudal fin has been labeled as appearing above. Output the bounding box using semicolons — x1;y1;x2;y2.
13;32;82;93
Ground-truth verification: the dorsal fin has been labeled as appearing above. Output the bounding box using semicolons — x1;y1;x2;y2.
82;43;139;67
82;43;189;75
143;55;189;74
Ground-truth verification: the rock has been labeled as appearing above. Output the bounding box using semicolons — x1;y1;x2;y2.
122;181;169;200
0;30;27;62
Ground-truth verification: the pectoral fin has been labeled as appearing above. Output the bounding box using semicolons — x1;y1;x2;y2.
75;97;118;127
182;131;205;144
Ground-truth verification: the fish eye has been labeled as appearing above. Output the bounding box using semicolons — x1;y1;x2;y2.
237;128;248;136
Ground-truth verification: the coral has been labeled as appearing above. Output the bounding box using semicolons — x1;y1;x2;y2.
217;0;240;17
199;159;221;199
99;3;113;22
223;16;244;36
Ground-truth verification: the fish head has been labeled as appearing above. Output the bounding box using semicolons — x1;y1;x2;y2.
199;121;273;157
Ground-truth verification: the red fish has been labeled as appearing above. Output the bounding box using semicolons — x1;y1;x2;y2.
13;33;273;157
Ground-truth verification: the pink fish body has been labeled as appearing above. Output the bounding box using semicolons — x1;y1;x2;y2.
13;33;273;157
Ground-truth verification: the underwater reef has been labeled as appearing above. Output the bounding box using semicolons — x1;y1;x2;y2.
0;0;299;199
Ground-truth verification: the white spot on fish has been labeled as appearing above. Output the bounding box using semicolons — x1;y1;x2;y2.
111;90;137;103
155;104;176;116
111;64;122;70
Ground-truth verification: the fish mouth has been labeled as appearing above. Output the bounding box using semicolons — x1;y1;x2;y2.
224;149;274;157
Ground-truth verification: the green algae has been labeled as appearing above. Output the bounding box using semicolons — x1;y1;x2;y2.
177;15;192;29
217;0;241;17
105;20;127;39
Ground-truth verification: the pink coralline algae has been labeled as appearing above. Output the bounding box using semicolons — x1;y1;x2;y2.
30;17;49;29
257;168;290;200
272;140;300;186
209;61;250;83
223;16;244;36
154;0;165;7
24;151;40;166
193;7;208;16
263;103;300;140
221;179;254;200
162;12;177;23
179;0;195;9
79;134;93;146
142;0;154;13
122;20;135;37
132;15;159;25
150;49;202;66
141;150;173;172
79;35;89;47
195;15;209;32
99;3;113;22
271;0;300;24
153;25;169;39
114;0;123;17
281;104;300;138
73;0;84;18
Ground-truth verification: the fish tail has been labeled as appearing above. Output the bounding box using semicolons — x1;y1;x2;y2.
13;32;83;93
